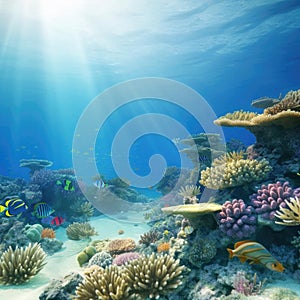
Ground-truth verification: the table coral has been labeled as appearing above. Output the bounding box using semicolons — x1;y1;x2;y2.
217;199;257;239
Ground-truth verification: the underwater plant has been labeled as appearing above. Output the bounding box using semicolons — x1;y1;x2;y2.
66;222;97;240
274;196;300;226
0;243;46;285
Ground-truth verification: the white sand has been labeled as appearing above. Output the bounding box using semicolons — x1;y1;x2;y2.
0;215;150;300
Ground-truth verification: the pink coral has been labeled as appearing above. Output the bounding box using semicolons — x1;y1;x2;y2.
112;252;140;266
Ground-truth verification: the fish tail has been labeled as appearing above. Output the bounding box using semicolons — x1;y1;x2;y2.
0;205;6;213
227;248;234;259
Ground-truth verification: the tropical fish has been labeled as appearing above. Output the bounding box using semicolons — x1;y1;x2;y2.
0;196;28;217
183;225;194;235
251;96;281;109
50;216;65;226
56;179;75;191
93;179;106;189
227;240;284;272
33;202;55;218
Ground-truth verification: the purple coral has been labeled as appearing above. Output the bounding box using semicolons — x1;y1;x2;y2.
250;181;292;220
112;252;140;266
217;199;257;239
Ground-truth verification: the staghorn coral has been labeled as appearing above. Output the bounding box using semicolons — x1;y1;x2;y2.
66;222;97;240
41;228;56;239
217;199;257;239
124;253;186;299
0;243;46;285
75;265;131;300
264;89;300;115
107;238;136;255
139;230;160;246
200;151;271;190
250;181;292;220
274;196;300;226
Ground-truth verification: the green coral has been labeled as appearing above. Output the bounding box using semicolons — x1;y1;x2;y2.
66;222;97;240
200;152;272;189
0;243;46;285
77;246;97;267
23;224;43;242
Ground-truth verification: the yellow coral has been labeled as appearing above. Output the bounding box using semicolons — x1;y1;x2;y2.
275;197;300;226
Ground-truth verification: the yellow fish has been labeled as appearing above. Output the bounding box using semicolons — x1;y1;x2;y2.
227;240;284;272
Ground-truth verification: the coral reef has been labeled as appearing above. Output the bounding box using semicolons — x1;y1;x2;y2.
178;184;200;204
0;243;46;285
139;230;160;246
250;181;292;220
274;196;300;226
200;151;271;189
107;238;136;255
40;238;63;255
112;252;140;266
66;222;97;240
41;228;56;239
157;242;171;253
217;199;257;239
70;201;94;220
88;251;113;268
19;158;53;175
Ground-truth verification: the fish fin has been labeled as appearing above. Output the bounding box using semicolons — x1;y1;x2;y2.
238;256;248;263
5;210;13;217
234;240;254;249
227;248;234;259
0;205;6;213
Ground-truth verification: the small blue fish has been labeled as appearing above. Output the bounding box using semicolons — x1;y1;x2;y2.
33;202;55;219
0;196;28;217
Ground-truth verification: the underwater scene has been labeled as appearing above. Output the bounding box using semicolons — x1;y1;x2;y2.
1;1;300;299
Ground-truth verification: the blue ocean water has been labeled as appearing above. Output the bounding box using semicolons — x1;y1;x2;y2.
0;0;299;180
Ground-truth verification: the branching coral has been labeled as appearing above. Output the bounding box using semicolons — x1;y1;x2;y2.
75;265;131;300
139;230;160;246
124;253;186;299
0;243;46;285
200;151;271;189
274;196;300;226
66;222;97;240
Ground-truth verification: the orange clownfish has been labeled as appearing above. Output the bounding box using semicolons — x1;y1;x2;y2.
227;240;285;272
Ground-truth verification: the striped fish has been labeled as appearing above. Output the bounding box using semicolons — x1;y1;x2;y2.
227;240;284;272
33;202;55;219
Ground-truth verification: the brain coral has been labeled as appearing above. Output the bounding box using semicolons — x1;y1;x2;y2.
200;151;272;189
250;181;292;220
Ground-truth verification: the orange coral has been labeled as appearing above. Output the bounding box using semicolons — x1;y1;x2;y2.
157;242;170;253
41;228;56;239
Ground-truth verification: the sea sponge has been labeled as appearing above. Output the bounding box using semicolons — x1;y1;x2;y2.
66;222;97;240
124;253;186;299
107;238;136;255
75;265;131;300
0;243;46;285
41;228;55;239
200;152;271;189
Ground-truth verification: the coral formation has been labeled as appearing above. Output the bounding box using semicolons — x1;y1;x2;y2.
200;152;271;189
23;223;43;242
125;253;186;299
157;242;171;253
178;185;200;204
88;251;112;268
107;238;136;255
66;222;97;240
188;238;217;268
41;228;56;239
75;265;131;300
40;238;63;255
70;201;94;220
274;196;300;225
217;199;257;239
19;158;53;175
139;230;160;246
112;252;140;266
77;246;97;267
250;181;292;220
0;243;46;285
